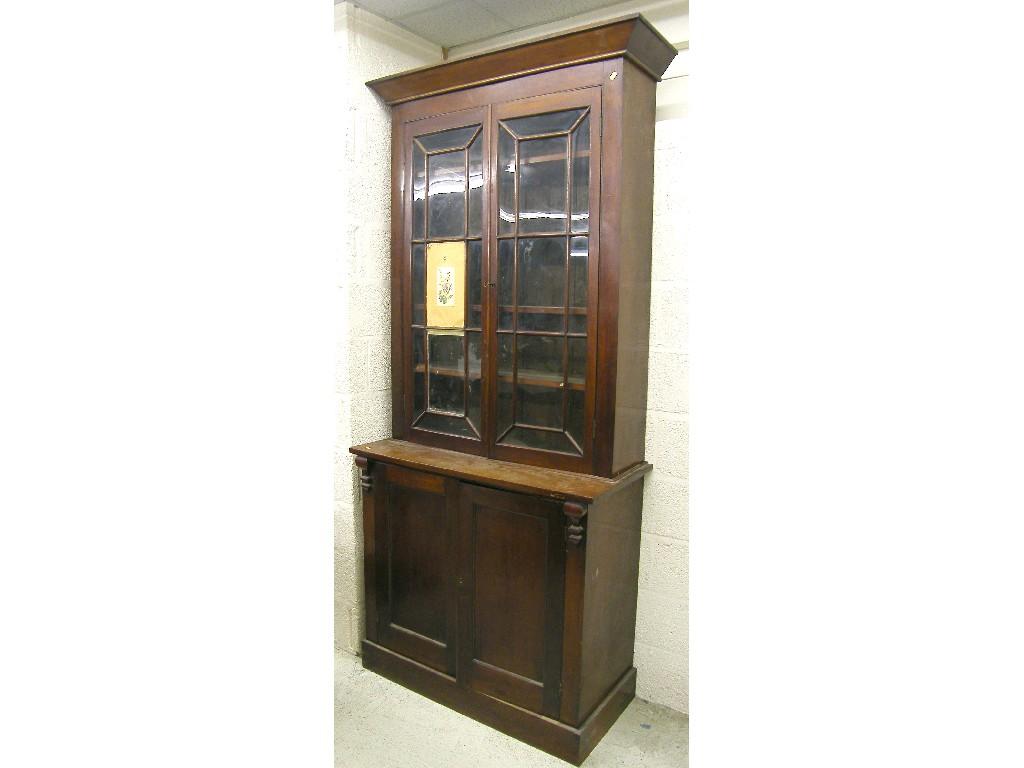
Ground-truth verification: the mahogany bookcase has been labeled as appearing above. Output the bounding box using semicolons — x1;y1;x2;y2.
350;15;676;764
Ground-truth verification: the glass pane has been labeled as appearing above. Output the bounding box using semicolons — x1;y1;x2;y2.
429;331;462;372
413;143;425;240
468;331;482;379
503;109;586;139
428;332;464;414
428;150;466;239
467;331;481;434
571;115;590;233
418;125;477;153
497;334;513;437
413;328;426;418
497;333;513;378
566;390;584;450
412;244;425;325
467;240;482;329
502;426;576;453
416;411;475;438
497;239;514;330
569;236;587;308
568;313;587;334
498;127;515;235
568;337;586;384
518;137;567;234
413;327;426;368
518;238;565;308
516;384;562;429
428;371;463;415
518;309;563;333
517;334;563;382
414;371;426;417
468;134;483;237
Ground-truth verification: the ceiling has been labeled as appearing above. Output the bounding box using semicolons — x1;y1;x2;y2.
346;0;637;49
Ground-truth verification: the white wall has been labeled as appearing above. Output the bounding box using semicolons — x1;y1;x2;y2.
334;0;689;716
334;3;442;655
635;108;688;714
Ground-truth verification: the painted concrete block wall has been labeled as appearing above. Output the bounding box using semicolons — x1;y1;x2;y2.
333;0;689;716
334;3;441;655
634;109;688;714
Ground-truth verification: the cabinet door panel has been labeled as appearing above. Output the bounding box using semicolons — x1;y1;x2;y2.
489;88;601;473
402;107;489;453
376;465;457;675
458;484;565;717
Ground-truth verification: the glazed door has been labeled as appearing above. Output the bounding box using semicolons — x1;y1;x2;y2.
374;464;458;676
402;107;490;454
457;484;565;717
488;88;602;473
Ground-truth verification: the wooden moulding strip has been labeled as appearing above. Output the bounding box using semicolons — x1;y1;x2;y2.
366;15;678;106
349;438;650;503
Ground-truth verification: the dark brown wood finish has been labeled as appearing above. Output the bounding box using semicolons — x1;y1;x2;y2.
559;501;588;725
367;15;675;106
387;54;668;476
389;113;406;437
373;463;458;675
487;87;602;475
352;18;675;764
351;439;650;503
459;484;565;717
577;478;644;720
356;456;378;643
609;60;657;475
400;106;490;456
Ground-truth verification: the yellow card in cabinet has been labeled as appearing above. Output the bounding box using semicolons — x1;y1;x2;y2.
426;241;465;329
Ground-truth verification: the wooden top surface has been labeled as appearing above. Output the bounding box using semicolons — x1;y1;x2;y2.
350;439;651;503
366;14;678;106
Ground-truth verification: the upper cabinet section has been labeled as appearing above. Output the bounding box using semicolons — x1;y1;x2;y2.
371;15;676;478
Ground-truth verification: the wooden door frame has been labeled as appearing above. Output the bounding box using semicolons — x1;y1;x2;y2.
373;463;459;676
486;86;603;475
396;106;492;457
456;482;566;718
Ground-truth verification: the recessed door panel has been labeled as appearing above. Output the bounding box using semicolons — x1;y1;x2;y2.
376;465;457;675
458;484;565;717
473;505;547;681
388;485;448;642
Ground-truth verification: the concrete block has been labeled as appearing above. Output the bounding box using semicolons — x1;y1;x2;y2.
640;474;688;541
645;413;688;481
646;350;687;415
635;587;688;653
638;532;688;596
648;281;687;354
634;641;688;714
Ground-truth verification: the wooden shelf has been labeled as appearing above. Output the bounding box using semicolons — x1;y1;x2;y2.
515;150;589;165
500;305;587;315
415;364;584;391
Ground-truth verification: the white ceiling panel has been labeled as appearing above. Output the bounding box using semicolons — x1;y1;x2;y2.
345;0;639;50
353;0;449;19
394;1;509;48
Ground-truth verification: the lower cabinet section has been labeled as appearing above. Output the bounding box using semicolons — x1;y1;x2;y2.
354;449;648;765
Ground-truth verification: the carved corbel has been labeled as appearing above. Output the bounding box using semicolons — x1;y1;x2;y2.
563;501;587;546
354;456;373;494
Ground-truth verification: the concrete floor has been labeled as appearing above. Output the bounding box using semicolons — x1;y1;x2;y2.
335;652;688;767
